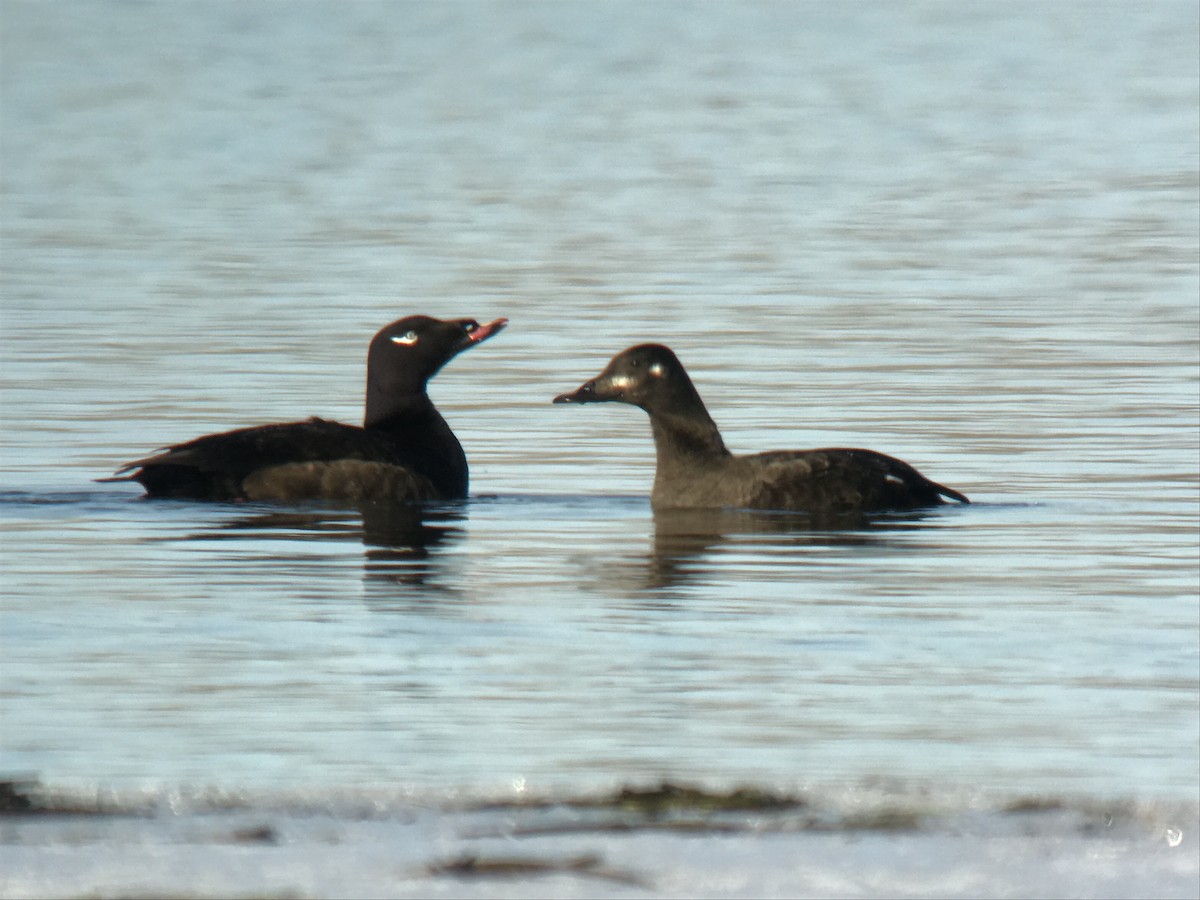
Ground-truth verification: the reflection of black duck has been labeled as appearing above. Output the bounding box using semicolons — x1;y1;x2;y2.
195;503;463;552
103;315;506;503
193;502;465;588
359;503;464;589
555;344;969;515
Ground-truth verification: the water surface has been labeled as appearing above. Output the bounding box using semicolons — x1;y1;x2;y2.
1;4;1197;893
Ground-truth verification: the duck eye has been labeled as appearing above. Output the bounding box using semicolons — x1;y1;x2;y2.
391;330;419;346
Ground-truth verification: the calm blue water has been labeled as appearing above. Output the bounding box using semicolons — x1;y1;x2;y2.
2;0;1197;823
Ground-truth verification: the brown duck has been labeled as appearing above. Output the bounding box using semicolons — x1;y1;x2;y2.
554;343;969;514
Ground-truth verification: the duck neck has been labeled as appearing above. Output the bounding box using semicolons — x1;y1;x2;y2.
645;388;730;475
365;393;468;499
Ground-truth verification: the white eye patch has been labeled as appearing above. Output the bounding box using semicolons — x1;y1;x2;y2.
391;330;419;346
648;363;665;378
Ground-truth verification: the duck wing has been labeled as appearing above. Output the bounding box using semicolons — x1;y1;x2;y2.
740;448;969;514
102;417;424;501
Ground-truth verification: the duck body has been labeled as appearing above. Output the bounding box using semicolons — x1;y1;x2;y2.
554;343;968;515
105;315;507;503
118;415;454;503
652;445;966;513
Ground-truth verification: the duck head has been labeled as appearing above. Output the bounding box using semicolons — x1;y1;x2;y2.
553;344;692;411
366;315;507;425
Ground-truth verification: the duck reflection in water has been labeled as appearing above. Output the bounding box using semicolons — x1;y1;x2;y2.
636;506;945;593
195;501;465;590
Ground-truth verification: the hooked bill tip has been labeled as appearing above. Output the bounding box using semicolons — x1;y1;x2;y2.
467;317;508;344
552;381;595;404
